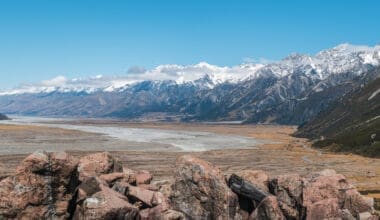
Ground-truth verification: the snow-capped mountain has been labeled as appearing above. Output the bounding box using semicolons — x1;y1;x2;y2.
0;43;379;124
0;62;265;95
295;66;380;157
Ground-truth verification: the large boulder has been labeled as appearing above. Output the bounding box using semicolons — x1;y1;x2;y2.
111;177;183;219
135;170;153;185
170;155;241;219
0;150;78;219
249;195;286;220
306;198;342;220
245;169;379;220
237;170;270;193
302;169;374;219
73;183;138;219
77;152;123;181
269;173;304;219
99;171;136;186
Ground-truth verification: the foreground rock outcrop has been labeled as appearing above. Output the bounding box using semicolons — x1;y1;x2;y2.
0;151;378;219
170;155;240;219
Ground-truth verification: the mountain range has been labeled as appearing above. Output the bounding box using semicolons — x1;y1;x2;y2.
0;43;379;125
296;66;380;156
0;113;9;120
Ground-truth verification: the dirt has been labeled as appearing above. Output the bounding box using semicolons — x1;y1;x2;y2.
0;122;379;203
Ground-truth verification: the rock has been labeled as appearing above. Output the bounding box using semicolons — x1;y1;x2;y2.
99;171;136;186
237;170;270;192
306;198;342;220
249;195;286;220
139;184;159;191
99;172;125;185
358;212;379;220
154;180;174;198
112;182;164;209
302;170;369;218
269;173;304;219
124;168;138;184
170;155;241;219
77;152;123;181
1;152;378;220
0;150;79;219
76;176;106;202
228;173;269;214
137;193;171;219
128;185;156;207
152;191;169;207
139;209;186;220
112;181;130;195
74;184;138;220
342;189;373;215
136;170;153;185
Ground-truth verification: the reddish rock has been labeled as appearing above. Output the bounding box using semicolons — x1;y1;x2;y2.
269;173;303;219
128;185;155;207
250;195;286;220
138;209;185;220
77;152;123;181
74;184;138;219
99;172;125;185
99;171;136;186
342;189;373;215
302;171;351;209
358;212;379;220
306;198;341;220
0;150;78;219
152;192;169;207
136;170;153;185
123;168;137;184
237;170;270;192
76;177;106;202
303;169;376;219
154;180;174;198
170;155;241;219
139;184;159;191
112;181;130;196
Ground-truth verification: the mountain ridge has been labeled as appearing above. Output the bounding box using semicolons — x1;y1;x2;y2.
0;43;379;125
295;66;380;157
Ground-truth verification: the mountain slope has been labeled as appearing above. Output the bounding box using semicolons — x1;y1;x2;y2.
0;44;379;124
0;113;9;120
295;67;380;157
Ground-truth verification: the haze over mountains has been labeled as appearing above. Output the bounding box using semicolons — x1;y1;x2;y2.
0;43;379;124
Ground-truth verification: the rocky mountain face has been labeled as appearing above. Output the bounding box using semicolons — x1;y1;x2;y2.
295;66;380;157
0;151;377;219
0;44;379;124
0;113;9;120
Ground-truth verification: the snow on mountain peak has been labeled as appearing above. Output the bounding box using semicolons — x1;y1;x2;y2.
0;44;379;96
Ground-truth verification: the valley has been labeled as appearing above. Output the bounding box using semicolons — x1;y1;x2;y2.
1;118;379;195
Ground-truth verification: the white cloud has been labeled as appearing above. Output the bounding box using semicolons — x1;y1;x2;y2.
1;43;379;96
41;75;67;86
0;62;265;95
243;57;275;64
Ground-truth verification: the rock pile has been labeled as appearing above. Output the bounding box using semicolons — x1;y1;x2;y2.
0;151;378;220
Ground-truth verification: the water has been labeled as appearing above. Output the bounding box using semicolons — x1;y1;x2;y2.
0;116;262;152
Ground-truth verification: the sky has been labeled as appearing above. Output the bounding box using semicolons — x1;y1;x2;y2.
0;0;379;89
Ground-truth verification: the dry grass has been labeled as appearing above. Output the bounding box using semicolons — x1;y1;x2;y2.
0;122;379;194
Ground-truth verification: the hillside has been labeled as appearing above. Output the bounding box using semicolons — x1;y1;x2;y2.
0;44;379;125
0;113;9;120
296;67;380;157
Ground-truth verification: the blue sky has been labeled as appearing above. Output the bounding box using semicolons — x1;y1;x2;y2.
0;0;379;89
